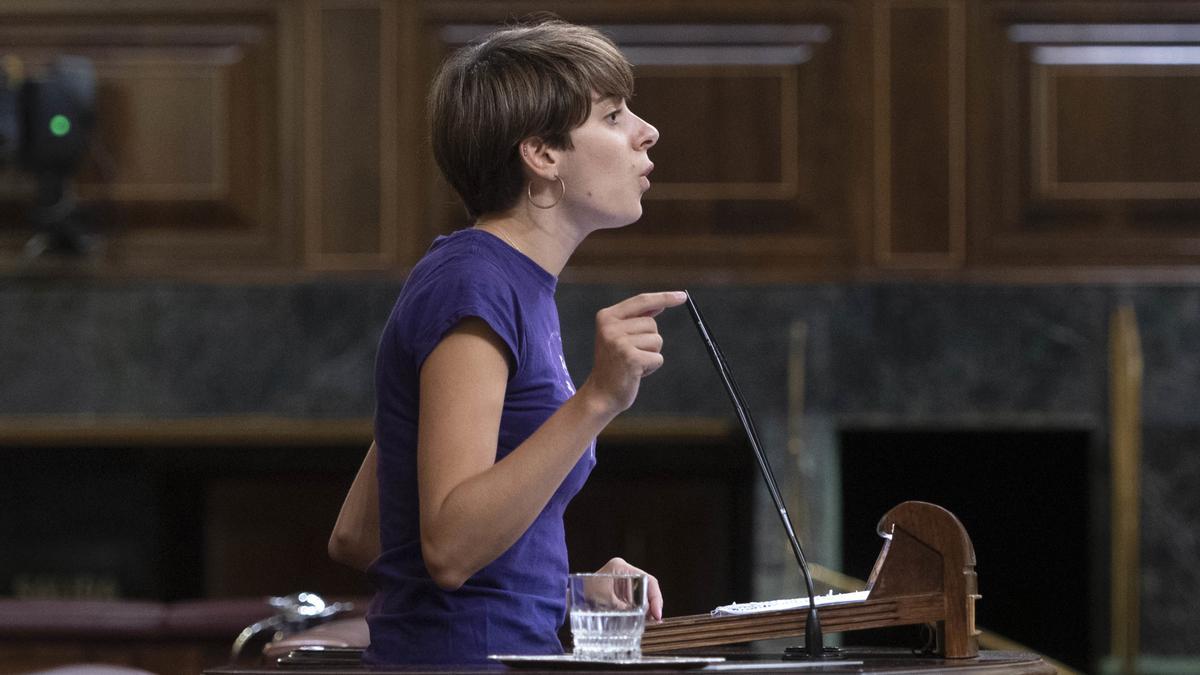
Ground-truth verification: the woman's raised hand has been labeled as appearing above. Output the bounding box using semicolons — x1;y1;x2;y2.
580;291;687;418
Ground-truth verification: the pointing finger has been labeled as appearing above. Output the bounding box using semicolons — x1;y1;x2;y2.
611;291;687;319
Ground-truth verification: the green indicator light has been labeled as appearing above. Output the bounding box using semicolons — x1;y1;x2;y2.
49;115;71;137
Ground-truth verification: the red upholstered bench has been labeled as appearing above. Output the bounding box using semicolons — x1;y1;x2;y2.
0;598;274;673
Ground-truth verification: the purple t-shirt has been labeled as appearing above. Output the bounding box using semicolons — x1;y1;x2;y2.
365;229;596;665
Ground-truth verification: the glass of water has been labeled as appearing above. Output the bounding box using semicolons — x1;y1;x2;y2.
566;572;648;659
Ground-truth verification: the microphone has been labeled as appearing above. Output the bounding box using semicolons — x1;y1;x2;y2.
684;292;829;659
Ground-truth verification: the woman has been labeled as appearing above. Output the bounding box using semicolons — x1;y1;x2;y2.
327;18;683;665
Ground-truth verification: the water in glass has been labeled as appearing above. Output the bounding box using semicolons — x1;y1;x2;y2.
570;608;645;658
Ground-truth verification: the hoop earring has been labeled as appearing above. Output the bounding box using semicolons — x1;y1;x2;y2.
527;175;565;210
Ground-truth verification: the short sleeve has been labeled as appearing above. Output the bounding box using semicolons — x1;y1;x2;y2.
401;259;522;376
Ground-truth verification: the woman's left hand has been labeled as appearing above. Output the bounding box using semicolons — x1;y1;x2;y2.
595;557;663;621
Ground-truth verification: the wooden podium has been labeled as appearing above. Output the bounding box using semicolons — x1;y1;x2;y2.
205;501;1058;673
643;501;982;658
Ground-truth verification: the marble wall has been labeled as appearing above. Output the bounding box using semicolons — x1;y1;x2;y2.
2;279;1197;661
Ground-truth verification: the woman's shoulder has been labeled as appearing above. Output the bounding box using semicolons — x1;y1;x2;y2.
386;230;527;359
406;230;512;295
391;230;524;327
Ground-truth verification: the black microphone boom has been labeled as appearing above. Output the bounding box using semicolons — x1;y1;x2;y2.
684;292;827;658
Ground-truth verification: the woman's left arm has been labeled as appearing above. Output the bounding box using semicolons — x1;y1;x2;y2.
595;557;663;621
328;441;381;571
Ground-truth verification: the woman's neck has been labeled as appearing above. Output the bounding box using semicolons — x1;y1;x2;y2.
474;208;588;277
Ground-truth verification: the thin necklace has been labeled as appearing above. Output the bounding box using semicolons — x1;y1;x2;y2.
474;220;523;256
493;228;522;256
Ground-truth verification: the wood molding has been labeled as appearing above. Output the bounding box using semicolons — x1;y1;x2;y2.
0;414;732;447
0;415;374;447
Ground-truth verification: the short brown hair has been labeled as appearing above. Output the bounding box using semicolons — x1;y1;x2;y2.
428;18;634;219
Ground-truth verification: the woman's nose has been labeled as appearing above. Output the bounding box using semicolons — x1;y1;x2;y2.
639;118;659;150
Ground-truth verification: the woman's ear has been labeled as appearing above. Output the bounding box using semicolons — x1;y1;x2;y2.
519;137;560;180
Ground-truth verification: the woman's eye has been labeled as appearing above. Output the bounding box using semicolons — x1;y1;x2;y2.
607;110;621;123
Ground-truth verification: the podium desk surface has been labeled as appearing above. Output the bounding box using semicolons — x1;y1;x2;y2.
206;649;1054;675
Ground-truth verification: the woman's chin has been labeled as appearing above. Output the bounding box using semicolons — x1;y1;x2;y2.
603;215;640;231
611;204;644;228
579;202;643;233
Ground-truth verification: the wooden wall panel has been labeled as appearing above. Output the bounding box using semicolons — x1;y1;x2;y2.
874;1;965;269
425;6;867;282
971;4;1200;268
303;0;400;271
205;474;370;597
1033;64;1200;200
5;2;1200;279
0;3;296;273
634;66;795;203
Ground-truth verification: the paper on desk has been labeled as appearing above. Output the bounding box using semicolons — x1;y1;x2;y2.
711;590;870;617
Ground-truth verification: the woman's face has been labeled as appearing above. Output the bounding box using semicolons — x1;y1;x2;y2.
555;97;659;231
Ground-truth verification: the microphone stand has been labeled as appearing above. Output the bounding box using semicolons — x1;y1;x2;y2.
685;294;830;659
